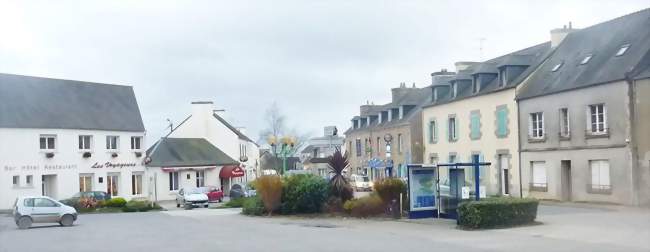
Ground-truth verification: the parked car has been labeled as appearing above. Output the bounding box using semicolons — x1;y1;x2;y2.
176;187;209;209
229;184;245;199
13;196;78;229
350;174;372;191
244;185;256;197
198;186;224;203
60;191;111;207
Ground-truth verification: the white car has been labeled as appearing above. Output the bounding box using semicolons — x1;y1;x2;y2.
13;196;78;229
350;175;373;191
176;187;209;209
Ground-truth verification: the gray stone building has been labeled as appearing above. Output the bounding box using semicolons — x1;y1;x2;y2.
344;82;437;181
300;126;344;178
516;9;650;205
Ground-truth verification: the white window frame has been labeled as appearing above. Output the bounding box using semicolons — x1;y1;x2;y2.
529;112;544;139
531;161;547;190
559;108;570;137
588;104;607;134
106;136;119;150
39;135;57;150
449;117;457;141
106;173;119;197
589;160;611;191
79;135;93;151
132;173;143;195
130;136;142;150
452;83;458;98
196;171;205;187
169;172;179;191
79;174;93;192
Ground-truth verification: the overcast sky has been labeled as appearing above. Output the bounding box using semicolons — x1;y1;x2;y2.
1;0;648;145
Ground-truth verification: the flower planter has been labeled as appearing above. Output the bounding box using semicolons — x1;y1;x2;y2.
45;152;55;158
83;152;92;158
111;153;118;158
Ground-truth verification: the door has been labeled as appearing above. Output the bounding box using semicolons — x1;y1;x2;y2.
499;155;510;195
32;198;61;222
41;175;57;198
561;160;572;201
107;174;119;197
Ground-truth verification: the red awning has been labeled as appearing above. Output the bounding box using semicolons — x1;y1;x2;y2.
219;165;245;178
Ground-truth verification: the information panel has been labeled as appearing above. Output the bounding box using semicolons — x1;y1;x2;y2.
409;166;436;211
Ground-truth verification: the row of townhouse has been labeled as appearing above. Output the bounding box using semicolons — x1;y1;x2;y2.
421;9;650;205
345;9;650;205
0;73;259;209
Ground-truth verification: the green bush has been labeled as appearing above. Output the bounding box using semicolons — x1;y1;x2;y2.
242;196;265;216
373;178;407;205
224;197;246;208
281;174;330;214
458;197;539;229
105;197;127;208
343;194;385;217
122;199;159;212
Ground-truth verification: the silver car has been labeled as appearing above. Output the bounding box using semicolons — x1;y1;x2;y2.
13;196;78;229
175;187;209;209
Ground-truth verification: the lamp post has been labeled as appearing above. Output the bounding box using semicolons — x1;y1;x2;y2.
267;135;296;175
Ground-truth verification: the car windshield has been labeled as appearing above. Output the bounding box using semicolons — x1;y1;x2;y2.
185;188;202;194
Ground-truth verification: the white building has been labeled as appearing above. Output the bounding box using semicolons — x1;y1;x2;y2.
0;74;147;209
145;101;259;201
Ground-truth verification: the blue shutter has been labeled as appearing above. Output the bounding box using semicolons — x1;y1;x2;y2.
433;120;438;142
497;107;508;136
470;113;480;139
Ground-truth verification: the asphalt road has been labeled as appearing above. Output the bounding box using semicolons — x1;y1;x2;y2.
0;203;648;252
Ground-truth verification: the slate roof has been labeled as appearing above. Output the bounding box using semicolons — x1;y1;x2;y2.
516;8;650;100
424;41;552;107
145;138;239;167
212;114;258;145
0;73;145;132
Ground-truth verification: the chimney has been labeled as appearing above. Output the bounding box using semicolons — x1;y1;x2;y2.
551;22;577;48
191;101;215;118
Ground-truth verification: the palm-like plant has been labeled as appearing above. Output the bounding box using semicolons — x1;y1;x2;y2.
328;148;353;201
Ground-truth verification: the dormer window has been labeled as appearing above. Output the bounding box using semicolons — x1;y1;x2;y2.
580;54;593;65
451;83;458;98
615;44;630;56
472;76;480;93
551;61;563;72
499;69;507;87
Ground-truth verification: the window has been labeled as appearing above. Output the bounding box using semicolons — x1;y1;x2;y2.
397;134;403;153
499;69;507;87
448;154;457;163
531;161;547;190
529;112;544;139
472;76;480;93
79;174;93;192
34;198;58;207
590;160;611;191
79;135;92;150
26;175;33;186
589;104;607;134
169;172;179;191
560;108;570;137
448;117;457;141
107;174;119;196
130;136;142;150
580;54;593;65
364;138;369;156
470;111;481;140
196;171;205;187
428;120;437;143
39;135;56;150
13;175;19;186
355;139;362;157
615;44;630;56
106;136;119;150
496;106;508;137
452;83;458;97
23;198;34;207
376;137;381;154
551;61;563;72
132;173;143;195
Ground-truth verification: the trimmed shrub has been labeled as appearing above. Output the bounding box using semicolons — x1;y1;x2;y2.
373;178;407;205
242;196;265;216
224;197;246;208
458;197;539;229
343;194;385;218
281;174;329;214
256;175;283;215
122;199;159;212
323;197;344;214
105;197;127;208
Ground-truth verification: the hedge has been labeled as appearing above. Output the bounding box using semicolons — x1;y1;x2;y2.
242;196;265;216
458;197;539;229
281;174;329;214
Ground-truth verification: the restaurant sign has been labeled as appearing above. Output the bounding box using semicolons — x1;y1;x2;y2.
91;162;138;169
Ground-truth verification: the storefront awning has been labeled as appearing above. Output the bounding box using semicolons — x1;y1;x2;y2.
162;166;216;172
220;165;245;178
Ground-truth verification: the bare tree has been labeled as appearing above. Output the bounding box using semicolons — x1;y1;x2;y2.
258;102;308;157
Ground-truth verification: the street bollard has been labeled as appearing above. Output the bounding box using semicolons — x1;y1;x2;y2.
391;199;400;219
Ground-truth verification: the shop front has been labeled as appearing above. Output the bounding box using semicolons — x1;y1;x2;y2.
219;165;245;195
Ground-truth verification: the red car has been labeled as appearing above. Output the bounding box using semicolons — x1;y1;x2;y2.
199;186;224;203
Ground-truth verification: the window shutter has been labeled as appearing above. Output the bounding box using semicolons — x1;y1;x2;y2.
434;121;438;142
470;114;479;139
497;108;507;136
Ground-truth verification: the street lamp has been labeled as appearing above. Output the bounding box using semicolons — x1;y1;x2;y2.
384;133;393;177
267;135;296;175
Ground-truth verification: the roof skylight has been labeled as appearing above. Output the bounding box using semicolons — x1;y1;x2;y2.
615;44;630;56
580;54;593;65
551;62;563;72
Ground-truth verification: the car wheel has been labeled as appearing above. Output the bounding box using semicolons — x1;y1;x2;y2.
60;214;74;227
204;204;209;208
176;202;180;208
17;216;32;230
184;202;192;210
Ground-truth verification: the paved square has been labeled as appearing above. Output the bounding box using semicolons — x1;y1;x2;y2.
0;203;648;252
